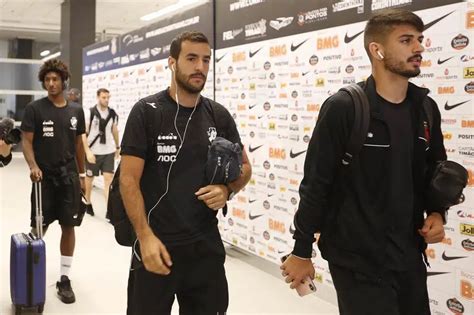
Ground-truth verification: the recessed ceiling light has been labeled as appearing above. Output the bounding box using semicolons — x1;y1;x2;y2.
140;0;200;22
39;50;50;57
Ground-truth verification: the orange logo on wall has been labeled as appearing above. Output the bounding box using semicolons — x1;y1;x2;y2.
438;86;455;94
421;60;432;67
270;45;287;57
461;280;474;300
467;11;474;29
425;248;436;259
269;218;286;233
237;196;247;203
289;179;299;186
232;52;246;62
441;237;452;246
317;36;339;50
468;169;474;187
307;104;320;112
269;148;286;159
443;132;452;140
462;120;474;128
232;208;246;220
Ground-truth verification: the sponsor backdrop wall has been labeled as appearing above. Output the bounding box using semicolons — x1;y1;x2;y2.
83;0;473;313
215;1;473;314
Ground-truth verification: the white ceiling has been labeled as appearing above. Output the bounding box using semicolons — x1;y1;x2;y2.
0;0;180;43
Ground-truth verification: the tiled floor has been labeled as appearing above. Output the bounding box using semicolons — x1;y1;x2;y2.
0;155;339;315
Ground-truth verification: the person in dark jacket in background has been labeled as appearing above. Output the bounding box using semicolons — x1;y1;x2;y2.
281;9;446;315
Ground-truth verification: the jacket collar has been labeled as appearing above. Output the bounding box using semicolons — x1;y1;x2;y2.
362;75;430;117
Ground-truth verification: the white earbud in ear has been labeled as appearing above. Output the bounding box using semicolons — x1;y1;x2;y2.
377;51;384;59
171;64;176;72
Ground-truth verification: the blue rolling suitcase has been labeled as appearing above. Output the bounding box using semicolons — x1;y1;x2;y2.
10;182;46;314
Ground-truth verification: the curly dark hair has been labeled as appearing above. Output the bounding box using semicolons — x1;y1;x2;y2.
38;59;70;89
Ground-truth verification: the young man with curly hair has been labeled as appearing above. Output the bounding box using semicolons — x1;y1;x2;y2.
21;59;86;304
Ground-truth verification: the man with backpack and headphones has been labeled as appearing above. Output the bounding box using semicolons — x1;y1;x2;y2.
82;88;120;217
281;9;447;315
120;31;251;314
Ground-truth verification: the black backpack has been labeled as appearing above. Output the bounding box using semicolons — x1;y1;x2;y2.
340;83;435;165
87;106;118;148
341;83;467;210
107;95;234;247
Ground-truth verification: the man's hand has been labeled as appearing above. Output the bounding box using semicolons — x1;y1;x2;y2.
30;166;42;182
195;185;228;210
0;139;12;157
86;151;96;164
139;233;173;275
418;212;445;243
280;255;315;289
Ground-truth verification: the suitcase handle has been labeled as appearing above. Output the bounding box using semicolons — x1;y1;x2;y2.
34;181;43;239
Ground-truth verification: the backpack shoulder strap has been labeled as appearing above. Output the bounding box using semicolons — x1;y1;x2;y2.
339;83;370;165
88;106;98;134
206;97;228;138
141;93;163;158
108;108;118;132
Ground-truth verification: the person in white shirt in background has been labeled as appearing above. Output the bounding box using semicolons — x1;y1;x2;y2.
82;88;120;217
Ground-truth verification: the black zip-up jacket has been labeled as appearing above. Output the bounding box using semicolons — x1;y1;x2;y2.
292;75;447;275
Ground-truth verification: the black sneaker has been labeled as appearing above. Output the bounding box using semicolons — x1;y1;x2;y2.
86;204;95;216
56;275;76;304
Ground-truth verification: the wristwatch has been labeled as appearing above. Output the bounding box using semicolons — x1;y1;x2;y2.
227;186;235;200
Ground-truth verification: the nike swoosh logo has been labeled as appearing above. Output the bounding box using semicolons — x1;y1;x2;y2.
249;199;257;203
444;100;470;111
249;144;263;152
437;56;454;65
344;30;364;44
216;53;227;63
249;47;263;58
424;11;455;31
290;149;307;158
291;39;308;52
258;115;264;119
249;213;264;220
302;71;310;76
249;104;258;110
427;271;450;277
442;251;467;261
277;250;286;254
267;194;274;198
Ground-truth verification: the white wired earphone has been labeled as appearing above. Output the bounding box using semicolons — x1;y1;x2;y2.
132;63;201;265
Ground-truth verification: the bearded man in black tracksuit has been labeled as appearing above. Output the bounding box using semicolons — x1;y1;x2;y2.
121;31;252;315
281;9;447;315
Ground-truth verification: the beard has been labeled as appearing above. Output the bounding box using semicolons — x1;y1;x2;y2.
175;67;206;94
383;55;421;78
